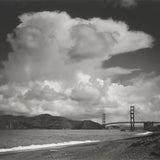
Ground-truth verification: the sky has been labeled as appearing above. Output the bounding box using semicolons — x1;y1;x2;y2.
0;0;160;123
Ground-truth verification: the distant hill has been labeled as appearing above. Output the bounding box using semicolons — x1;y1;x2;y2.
0;114;102;129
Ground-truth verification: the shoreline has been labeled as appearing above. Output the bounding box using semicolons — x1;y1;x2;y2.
0;140;100;155
0;132;160;160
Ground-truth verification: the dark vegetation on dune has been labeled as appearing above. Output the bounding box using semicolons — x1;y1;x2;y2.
0;114;102;129
129;132;160;158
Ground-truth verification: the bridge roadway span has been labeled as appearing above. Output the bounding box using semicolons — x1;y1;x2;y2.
104;121;160;126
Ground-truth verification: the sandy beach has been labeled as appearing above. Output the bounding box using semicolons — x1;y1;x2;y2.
0;132;160;160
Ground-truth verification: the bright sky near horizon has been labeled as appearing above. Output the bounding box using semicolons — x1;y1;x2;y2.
0;0;160;123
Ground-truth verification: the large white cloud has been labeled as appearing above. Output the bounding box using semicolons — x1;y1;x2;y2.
2;11;153;82
0;73;160;123
0;11;158;122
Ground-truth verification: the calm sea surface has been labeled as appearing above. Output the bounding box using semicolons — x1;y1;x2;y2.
0;130;135;149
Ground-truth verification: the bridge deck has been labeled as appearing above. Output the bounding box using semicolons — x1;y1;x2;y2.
104;121;160;126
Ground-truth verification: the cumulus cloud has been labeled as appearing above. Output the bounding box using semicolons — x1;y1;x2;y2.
2;11;153;82
0;72;160;122
69;24;115;62
71;84;101;102
0;11;158;122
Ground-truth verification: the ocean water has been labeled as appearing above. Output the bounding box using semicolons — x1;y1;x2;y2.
0;130;135;152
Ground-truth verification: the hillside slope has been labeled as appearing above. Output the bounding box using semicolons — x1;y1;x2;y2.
0;114;102;129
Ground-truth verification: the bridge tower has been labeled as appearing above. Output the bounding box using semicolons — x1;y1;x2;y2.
130;106;135;131
102;113;106;128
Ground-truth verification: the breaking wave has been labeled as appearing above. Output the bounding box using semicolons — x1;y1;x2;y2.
0;140;100;153
136;131;153;136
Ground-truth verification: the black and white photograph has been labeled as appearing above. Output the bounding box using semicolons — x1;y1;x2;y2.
0;0;160;159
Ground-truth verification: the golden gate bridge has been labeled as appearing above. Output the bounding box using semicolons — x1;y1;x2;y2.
102;106;160;131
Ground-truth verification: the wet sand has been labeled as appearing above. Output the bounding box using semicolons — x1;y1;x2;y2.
0;132;160;160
